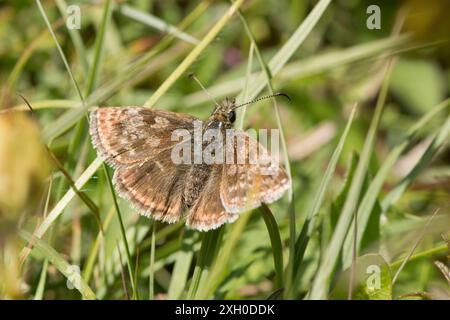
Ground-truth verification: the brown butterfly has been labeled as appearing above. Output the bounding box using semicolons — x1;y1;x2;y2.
89;85;290;231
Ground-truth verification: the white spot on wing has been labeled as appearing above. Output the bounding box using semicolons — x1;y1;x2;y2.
151;116;170;128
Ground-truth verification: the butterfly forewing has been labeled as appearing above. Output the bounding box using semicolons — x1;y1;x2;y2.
90;107;196;167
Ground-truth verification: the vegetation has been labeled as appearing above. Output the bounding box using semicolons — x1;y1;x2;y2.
0;0;449;300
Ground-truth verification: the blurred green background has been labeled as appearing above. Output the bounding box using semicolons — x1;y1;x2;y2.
0;0;449;300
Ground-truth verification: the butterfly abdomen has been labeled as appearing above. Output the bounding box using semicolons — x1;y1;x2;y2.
182;164;212;208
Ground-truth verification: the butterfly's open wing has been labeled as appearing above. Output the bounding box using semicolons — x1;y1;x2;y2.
113;149;190;223
186;165;238;231
220;130;290;214
89;107;197;167
90;107;196;223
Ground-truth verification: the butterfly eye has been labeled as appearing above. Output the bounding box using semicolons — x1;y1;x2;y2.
228;110;236;123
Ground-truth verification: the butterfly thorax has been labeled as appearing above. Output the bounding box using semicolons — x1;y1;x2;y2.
182;98;237;208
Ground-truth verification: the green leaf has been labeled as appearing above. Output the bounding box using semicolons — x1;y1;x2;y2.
331;254;392;300
390;59;446;114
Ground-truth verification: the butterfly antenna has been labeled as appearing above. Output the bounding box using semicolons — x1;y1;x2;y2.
188;73;219;106
233;92;291;109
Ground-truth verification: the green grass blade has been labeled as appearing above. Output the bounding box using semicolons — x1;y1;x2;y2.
390;243;449;269
198;212;253;299
41;2;208;143
149;222;156;300
391;210;438;285
85;0;112;96
266;0;331;77
35;0;84;103
55;0;89;76
143;0;245;107
238;3;293;267
45;146;100;221
19;230;96;300
236;42;255;130
293;104;357;275
342;98;450;267
231;0;331;298
33;259;49;300
237;8;299;297
103;165;139;299
188;229;223;299
82;207;115;283
119;4;199;45
31;157;103;241
167;231;195;299
239;0;331;102
179;35;410;108
309;58;395;299
32;177;54;300
260;204;284;290
381;113;450;212
10;99;80;111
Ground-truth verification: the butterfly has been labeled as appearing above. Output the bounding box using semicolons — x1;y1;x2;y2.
89;92;290;231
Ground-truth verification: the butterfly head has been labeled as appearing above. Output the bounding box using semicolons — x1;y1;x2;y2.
209;97;237;127
207;93;290;129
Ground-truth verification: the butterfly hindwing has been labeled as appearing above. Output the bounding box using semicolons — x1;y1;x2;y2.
113;149;190;223
187;164;238;231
